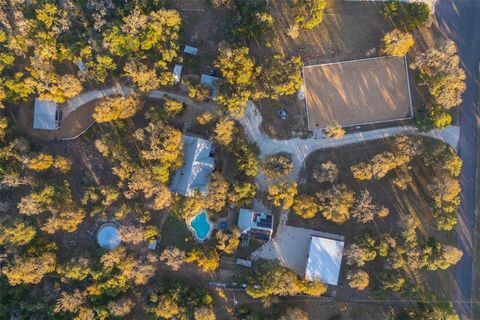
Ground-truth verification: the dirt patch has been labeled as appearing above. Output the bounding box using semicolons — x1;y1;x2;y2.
256;95;310;139
303;56;412;129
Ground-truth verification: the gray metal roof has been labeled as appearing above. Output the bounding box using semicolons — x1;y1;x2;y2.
33;98;59;130
170;135;214;196
200;74;220;97
173;64;182;84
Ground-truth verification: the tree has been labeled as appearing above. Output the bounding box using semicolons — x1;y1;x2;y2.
258;55;303;99
107;298;135;317
232;139;260;176
54;290;85;314
123;61;160;92
149;281;212;320
427;105;452;128
267;182;298;209
186;247;220;273
119;225;146;244
188;81;212;101
279;308;309;320
324;126;345;139
27;153;53;171
263;153;293;180
234;0;275;42
194;306;216;320
294;0;328;30
215;47;256;116
57;257;92;281
197;111;215;125
246;262;326;298
351;190;389;223
381;29;414;56
313;161;338;184
41;206;86;234
383;1;430;31
411;41;466;109
93;95;141;122
182;191;205;220
292;194;319;219
0;220;36;246
344;234;377;267
2;252;56;285
205;172;230;213
214;119;236;145
347;270;369;291
216;227;241;254
163;99;184;119
228;182;256;206
316;184;355;224
160;246;186;271
380;272;405;292
420;239;463;270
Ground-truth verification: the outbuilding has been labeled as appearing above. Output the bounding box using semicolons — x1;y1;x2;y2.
33;98;61;130
305;235;344;285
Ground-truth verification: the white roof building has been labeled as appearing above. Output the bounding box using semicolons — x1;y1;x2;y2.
200;74;220;97
173;64;182;84
305;236;344;285
33;98;60;130
183;45;198;55
238;208;273;241
170;135;215;196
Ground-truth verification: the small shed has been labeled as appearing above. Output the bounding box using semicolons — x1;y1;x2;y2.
305;236;344;285
33;98;60;130
183;45;198;55
173;64;183;84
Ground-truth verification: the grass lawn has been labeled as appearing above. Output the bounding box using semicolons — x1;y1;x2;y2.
159;214;195;252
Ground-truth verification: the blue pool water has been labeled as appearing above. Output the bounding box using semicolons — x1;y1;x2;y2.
190;210;211;240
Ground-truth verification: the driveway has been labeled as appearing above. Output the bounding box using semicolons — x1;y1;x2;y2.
240;101;459;188
435;0;480;319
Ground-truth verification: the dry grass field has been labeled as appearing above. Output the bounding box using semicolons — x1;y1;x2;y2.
303;56;412;129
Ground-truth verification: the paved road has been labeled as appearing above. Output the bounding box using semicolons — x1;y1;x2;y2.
435;0;480;319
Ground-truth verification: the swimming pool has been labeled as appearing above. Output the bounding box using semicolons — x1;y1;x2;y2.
190;210;212;241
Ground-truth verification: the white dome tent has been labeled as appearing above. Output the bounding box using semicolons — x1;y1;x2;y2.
97;223;121;250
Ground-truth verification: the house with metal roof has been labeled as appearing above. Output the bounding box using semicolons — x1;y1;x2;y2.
237;208;273;241
305;235;344;285
169;135;215;196
33;98;61;130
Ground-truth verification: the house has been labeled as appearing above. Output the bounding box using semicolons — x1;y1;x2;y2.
200;74;220;97
33;98;61;130
237;208;273;241
173;64;183;84
183;45;198;55
303;56;412;130
305;235;344;285
170;135;215;196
